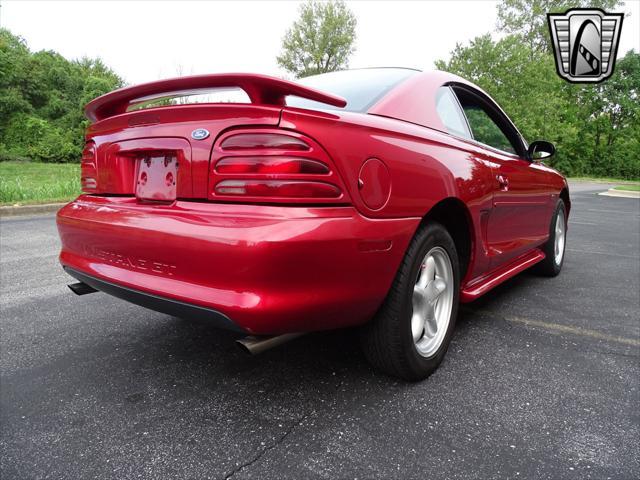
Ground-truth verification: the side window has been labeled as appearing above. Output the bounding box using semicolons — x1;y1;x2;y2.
435;87;471;139
453;88;518;155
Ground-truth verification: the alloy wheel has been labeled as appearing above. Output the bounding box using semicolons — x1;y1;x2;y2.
411;246;454;358
554;212;566;265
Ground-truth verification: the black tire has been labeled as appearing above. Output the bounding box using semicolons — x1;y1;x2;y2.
534;200;567;277
360;222;460;381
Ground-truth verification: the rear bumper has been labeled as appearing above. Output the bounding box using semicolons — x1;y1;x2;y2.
65;266;242;332
57;195;419;335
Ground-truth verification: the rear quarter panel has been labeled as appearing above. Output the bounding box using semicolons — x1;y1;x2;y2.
280;108;496;279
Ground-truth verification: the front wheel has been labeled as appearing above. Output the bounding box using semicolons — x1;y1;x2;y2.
535;200;567;277
360;223;460;381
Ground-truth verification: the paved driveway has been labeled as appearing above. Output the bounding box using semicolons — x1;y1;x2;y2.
1;182;638;479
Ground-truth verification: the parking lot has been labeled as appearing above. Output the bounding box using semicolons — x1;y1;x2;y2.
1;182;638;480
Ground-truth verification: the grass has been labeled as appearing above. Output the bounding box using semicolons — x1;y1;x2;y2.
0;161;80;206
613;184;640;192
569;176;640;184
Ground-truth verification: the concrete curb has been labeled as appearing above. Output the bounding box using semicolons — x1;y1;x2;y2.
598;189;640;199
0;203;66;218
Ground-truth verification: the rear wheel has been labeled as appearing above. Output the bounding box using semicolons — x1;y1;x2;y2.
360;223;459;381
535;200;567;277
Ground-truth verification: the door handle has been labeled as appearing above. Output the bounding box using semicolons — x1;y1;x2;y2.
496;175;509;190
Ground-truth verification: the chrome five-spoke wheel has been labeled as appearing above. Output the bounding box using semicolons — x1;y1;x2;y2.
535;200;567;277
411;246;454;358
554;212;565;265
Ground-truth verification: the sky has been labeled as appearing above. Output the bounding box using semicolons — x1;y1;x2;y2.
1;0;639;85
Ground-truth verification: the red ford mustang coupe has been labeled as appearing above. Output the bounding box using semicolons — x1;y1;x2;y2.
57;68;569;380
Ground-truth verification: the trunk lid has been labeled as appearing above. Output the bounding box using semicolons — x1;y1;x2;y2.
83;104;282;200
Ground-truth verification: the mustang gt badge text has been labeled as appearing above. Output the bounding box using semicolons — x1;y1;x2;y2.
93;249;177;276
547;8;623;83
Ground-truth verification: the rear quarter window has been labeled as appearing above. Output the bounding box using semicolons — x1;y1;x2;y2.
435;87;472;139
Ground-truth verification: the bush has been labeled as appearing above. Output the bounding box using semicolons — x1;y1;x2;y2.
0;28;122;164
2;114;80;163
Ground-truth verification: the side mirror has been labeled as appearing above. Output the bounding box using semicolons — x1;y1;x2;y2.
527;140;555;161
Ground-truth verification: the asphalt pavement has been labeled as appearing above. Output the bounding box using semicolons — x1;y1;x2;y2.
1;182;638;480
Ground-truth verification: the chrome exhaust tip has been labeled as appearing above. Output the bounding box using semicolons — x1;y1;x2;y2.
236;333;304;355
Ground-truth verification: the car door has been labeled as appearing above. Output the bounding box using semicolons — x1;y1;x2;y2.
450;85;553;269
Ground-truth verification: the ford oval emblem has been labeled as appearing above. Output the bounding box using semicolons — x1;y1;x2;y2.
191;128;210;140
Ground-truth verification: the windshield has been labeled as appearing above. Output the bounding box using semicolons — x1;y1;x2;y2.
286;68;418;113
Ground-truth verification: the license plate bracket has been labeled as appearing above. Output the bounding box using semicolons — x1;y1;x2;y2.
136;155;177;202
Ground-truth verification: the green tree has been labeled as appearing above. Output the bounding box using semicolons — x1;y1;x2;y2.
0;28;123;163
277;0;357;78
437;0;638;179
497;0;622;53
573;50;640;178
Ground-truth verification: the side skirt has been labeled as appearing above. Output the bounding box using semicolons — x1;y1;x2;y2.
460;249;545;302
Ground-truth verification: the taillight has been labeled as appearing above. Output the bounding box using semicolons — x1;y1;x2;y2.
215;157;329;175
220;133;310;151
81;177;98;190
81;141;98;193
215;180;341;198
210;130;349;204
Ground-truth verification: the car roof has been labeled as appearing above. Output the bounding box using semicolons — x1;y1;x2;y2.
367;70;488;131
293;68;500;133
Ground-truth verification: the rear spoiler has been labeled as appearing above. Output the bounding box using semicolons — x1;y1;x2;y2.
84;73;347;122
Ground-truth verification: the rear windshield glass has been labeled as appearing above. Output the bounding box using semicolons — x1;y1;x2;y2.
286;68;417;113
